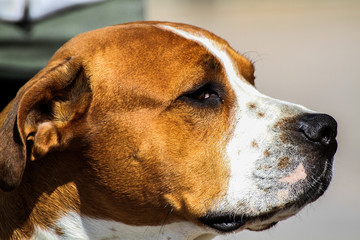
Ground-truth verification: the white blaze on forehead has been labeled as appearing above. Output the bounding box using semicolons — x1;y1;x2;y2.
157;25;311;108
158;25;261;96
157;24;311;115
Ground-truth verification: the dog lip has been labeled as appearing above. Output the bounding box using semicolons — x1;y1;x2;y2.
199;214;249;232
199;210;283;233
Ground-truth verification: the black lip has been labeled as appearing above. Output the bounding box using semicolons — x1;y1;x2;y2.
200;214;249;232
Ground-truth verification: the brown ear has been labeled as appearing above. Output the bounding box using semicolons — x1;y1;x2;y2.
0;57;91;191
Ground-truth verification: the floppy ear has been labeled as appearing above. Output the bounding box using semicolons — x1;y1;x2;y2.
0;57;91;192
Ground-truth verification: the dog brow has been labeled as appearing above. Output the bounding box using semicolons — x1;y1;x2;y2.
157;25;262;97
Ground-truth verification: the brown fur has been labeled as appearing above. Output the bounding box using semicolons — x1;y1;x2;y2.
0;22;255;239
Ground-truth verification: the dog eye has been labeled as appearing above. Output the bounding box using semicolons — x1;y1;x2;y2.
178;83;223;108
187;87;213;100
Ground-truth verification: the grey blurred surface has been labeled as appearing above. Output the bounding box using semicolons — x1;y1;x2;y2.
146;0;359;239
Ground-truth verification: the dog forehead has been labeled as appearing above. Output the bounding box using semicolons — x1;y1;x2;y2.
70;23;224;100
54;22;254;100
155;23;255;85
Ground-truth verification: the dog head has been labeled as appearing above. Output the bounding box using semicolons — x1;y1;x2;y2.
0;22;337;236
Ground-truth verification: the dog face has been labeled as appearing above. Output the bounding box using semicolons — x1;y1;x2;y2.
158;25;337;232
0;22;337;237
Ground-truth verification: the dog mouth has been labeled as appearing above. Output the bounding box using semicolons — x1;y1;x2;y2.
199;211;280;233
200;188;329;233
199;199;306;233
200;162;333;233
199;214;249;232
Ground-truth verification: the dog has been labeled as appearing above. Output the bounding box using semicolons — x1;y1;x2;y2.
0;21;337;240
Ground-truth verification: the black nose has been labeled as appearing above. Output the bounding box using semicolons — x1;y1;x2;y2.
298;113;337;146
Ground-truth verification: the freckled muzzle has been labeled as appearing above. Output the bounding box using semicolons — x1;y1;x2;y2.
279;113;337;180
200;113;338;233
258;112;338;204
289;113;337;201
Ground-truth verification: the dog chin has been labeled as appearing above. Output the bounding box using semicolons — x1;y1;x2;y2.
244;207;300;232
247;222;278;231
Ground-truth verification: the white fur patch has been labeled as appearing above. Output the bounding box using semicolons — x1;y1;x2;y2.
31;212;215;240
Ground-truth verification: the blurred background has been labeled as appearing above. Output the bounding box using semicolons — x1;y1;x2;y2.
0;0;359;239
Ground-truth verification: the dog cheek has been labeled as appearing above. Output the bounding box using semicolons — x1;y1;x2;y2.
146;121;230;219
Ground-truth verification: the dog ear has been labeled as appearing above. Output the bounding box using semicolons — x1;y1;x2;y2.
0;57;91;191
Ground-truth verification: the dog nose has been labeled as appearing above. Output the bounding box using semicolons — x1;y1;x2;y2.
298;113;337;146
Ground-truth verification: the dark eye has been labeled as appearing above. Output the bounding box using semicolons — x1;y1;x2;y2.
178;83;223;108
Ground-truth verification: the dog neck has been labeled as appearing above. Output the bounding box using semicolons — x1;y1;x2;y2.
0;190;214;240
0;152;82;239
0;153;214;240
